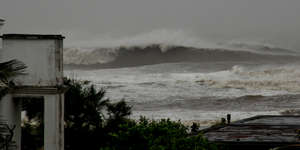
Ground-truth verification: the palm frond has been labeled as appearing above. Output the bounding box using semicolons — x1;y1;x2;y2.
0;59;27;84
0;59;27;99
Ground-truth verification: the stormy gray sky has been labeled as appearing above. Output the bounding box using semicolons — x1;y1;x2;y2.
1;0;300;49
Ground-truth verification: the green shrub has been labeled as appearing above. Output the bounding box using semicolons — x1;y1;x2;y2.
102;117;218;150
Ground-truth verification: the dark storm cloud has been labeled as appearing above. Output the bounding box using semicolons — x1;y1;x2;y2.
1;0;300;49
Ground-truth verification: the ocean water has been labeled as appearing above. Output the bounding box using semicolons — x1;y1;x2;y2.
64;32;300;125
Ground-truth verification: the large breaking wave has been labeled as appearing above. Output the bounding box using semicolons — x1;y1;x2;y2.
64;44;300;69
64;30;300;68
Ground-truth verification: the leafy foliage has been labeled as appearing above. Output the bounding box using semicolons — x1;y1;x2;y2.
102;117;218;150
64;79;111;150
0;59;27;83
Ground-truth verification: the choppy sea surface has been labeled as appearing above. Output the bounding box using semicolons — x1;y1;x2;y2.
64;36;300;125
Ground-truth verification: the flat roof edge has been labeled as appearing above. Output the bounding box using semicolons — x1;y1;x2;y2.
0;34;65;40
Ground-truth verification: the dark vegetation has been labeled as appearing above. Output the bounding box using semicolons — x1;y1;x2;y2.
22;78;218;150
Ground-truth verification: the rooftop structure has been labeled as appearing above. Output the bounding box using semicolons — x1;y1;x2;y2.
1;34;65;86
202;115;300;150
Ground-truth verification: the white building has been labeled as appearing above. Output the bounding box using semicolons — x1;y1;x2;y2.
0;20;66;150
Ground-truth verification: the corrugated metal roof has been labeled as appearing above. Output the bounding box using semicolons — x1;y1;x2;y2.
202;115;300;150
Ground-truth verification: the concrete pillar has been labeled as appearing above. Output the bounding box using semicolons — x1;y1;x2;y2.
0;94;21;150
44;94;64;150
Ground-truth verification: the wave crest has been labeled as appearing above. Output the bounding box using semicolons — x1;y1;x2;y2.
196;65;300;92
64;44;300;68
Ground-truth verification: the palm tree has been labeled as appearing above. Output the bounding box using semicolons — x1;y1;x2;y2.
0;59;27;98
0;59;26;149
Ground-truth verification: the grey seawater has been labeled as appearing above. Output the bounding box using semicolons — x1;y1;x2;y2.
65;61;300;125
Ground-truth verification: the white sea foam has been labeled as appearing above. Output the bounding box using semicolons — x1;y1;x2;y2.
65;63;300;105
65;61;300;122
196;65;300;92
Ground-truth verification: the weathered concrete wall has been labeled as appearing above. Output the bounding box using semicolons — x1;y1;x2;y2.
0;38;63;86
44;94;64;150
